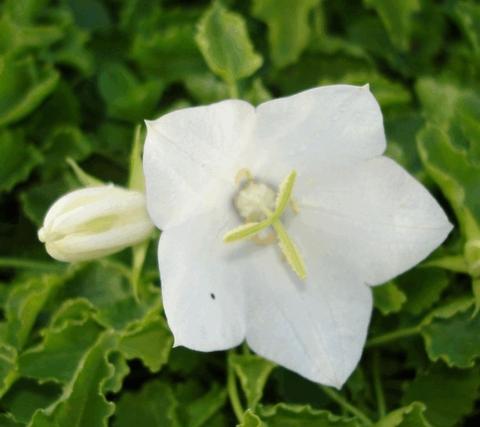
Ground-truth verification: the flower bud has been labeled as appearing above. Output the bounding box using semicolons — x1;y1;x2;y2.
38;185;154;262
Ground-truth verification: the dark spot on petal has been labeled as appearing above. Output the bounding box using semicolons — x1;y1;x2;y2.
210;293;216;300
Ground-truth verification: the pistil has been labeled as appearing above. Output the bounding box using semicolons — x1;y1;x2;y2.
224;170;307;280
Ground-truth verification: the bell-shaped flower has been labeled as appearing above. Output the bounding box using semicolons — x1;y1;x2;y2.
38;185;154;262
143;85;452;388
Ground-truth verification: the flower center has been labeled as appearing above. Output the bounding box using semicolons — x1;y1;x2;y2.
224;169;307;280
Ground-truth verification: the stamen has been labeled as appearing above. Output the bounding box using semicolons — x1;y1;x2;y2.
224;170;307;280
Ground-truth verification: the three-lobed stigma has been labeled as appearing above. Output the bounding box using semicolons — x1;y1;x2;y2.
224;170;307;280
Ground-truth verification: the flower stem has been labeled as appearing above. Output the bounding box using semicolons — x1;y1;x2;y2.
0;257;65;272
320;386;373;426
372;350;386;419
227;353;244;422
366;325;422;348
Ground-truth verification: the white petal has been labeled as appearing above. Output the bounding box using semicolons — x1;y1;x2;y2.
143;100;255;229
245;225;372;388
252;85;386;180
296;156;453;286
158;209;249;351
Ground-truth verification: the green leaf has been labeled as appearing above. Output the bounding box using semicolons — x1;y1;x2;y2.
5;274;64;350
402;365;480;427
252;0;318;68
421;300;480;368
240;410;264;427
417;124;480;240
2;380;61;424
375;402;431;427
18;314;103;383
102;351;129;394
97;62;164;122
130;10;207;84
42;127;92;175
185;73;229;104
29;332;117;427
182;383;227;427
195;3;263;83
0;130;42;193
0;414;23;427
0;56;59;127
113;381;180;427
363;0;421;50
243;404;359;426
452;1;480;55
373;282;407;315
63;263;158;330
0;14;62;56
396;268;449;315
118;311;172;373
0;344;18;398
20;175;76;226
230;353;275;408
415;79;471;129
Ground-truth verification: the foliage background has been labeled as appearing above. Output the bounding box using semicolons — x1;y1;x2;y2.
0;0;479;425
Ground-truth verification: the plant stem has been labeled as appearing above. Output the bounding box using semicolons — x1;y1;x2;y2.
372;350;386;419
228;79;239;98
320;386;373;426
0;257;65;272
366;325;422;348
227;353;244;423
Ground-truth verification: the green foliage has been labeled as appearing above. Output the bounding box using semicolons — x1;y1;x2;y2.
363;0;420;50
252;0;319;68
195;3;263;86
1;0;479;425
230;353;276;408
241;404;359;426
374;402;431;427
402;365;480;427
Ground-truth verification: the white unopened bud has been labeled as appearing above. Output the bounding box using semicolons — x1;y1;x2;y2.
38;185;154;262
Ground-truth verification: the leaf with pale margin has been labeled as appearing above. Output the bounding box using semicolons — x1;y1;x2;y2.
18;315;103;383
417;124;480;240
118;310;172;373
5;274;65;350
240;404;359;426
230;353;275;408
195;3;262;83
421;299;480;368
29;332;117;427
375;402;432;427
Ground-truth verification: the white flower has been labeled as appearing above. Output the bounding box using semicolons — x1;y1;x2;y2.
38;185;154;262
143;85;452;388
